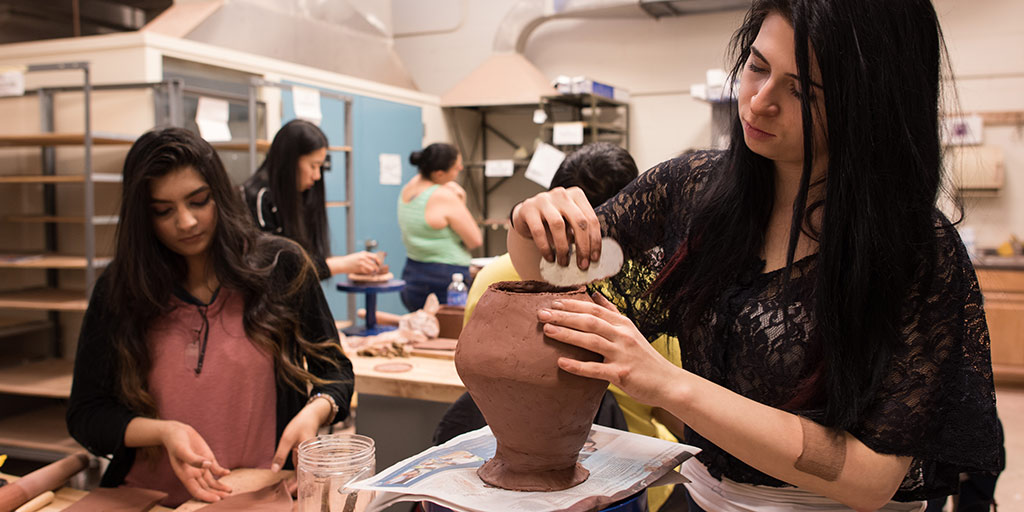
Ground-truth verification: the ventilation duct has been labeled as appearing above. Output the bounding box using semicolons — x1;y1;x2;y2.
442;0;750;107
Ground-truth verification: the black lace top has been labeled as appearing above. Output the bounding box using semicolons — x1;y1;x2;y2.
594;150;1004;501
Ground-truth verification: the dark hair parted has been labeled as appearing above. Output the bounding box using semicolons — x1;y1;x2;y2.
107;127;344;418
257;119;330;264
649;0;951;430
550;142;639;207
409;143;459;179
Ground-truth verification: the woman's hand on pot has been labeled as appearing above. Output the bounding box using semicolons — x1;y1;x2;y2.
511;187;601;270
536;293;680;406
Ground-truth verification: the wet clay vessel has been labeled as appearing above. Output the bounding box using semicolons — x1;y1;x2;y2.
455;281;607;491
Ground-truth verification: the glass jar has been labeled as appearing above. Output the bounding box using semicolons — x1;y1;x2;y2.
297;433;376;512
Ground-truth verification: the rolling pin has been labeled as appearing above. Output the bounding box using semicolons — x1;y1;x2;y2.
12;491;53;512
0;453;89;512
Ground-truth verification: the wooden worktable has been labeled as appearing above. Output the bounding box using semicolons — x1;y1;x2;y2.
0;468;287;511
348;353;465;403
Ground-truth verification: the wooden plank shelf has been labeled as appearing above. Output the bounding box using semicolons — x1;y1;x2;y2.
0;289;89;311
0;174;121;184
0;254;111;269
0;358;73;398
0;405;81;457
210;140;352;152
4;215;118;225
0;133;136;147
0;317;49;338
325;201;352;208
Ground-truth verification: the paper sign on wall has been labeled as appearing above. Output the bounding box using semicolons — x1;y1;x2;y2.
0;69;25;97
942;115;983;146
484;159;514;178
292;86;323;125
524;143;565;188
552;122;584;145
379;153;402;185
195;96;231;142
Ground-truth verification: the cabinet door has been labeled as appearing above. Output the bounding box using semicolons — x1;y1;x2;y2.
985;293;1024;367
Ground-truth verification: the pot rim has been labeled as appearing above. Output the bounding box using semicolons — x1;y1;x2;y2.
488;280;585;295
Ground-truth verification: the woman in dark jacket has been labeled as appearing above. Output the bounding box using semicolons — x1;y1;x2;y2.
243;119;380;279
67;127;353;507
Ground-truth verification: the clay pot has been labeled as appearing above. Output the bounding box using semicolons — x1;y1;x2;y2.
455;280;607;491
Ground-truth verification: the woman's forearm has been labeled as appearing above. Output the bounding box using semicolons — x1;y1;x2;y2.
124;417;175;448
662;372;910;511
507;226;543;281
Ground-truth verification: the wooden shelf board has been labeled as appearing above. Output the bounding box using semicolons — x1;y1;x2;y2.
993;364;1024;387
0;254;111;269
0;405;81;456
4;215;118;225
0;173;121;184
0;133;136;147
0;358;73;398
211;140;353;153
325;201;351;208
0;288;89;311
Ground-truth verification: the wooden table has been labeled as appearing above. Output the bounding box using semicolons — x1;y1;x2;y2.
0;471;170;511
0;468;287;511
348;353;465;404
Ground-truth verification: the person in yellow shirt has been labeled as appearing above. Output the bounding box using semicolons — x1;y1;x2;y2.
462;143;685;511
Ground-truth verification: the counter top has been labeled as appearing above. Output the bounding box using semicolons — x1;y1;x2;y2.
973;255;1024;271
349;353;465;403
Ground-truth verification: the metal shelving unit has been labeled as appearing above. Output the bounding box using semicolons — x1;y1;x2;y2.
0;64;175;462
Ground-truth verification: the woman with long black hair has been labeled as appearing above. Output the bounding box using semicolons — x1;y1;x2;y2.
68;127;353;507
507;0;1003;509
243;119;381;279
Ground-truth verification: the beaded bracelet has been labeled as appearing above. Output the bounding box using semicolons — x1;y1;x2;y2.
307;393;339;426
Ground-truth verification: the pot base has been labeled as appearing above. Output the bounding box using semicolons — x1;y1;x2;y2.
477;457;590;492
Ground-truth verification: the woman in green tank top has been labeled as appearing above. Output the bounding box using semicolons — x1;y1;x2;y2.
397;143;482;311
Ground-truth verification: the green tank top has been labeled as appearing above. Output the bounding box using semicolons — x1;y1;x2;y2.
397;184;472;266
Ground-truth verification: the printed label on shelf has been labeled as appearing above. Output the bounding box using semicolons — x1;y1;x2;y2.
552;121;585;145
0;70;25;97
524;142;565;188
292;85;323;125
484;159;514;178
195;96;232;142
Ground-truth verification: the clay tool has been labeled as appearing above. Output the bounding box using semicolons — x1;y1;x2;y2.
539;237;624;287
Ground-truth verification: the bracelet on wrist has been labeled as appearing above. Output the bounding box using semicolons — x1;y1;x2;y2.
307;393;339;426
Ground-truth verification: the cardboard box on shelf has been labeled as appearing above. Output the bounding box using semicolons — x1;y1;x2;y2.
553;75;629;102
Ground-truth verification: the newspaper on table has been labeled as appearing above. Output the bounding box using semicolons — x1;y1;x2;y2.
353;425;700;512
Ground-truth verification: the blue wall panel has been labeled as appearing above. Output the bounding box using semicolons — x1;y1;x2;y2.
281;85;422;323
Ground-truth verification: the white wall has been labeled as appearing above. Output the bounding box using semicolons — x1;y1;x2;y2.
394;0;1024;250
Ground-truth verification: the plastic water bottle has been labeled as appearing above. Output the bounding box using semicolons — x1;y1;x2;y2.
446;273;468;306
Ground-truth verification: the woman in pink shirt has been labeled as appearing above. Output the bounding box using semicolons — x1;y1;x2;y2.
67;127;353;506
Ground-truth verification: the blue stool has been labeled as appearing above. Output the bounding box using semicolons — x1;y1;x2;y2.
421;489;647;512
336;278;405;336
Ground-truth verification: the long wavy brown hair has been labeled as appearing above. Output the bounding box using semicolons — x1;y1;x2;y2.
106;127;345;418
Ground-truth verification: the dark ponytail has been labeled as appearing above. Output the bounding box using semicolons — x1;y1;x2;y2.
410;143;459;179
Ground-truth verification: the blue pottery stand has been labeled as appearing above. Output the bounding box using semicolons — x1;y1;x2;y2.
337;278;406;336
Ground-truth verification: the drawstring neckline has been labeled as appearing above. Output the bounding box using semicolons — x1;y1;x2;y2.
173;286;221;376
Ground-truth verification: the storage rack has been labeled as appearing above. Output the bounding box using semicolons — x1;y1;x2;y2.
0;62;152;461
539;93;630;151
446;93;630;255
